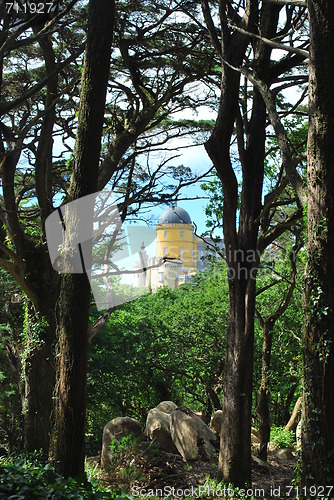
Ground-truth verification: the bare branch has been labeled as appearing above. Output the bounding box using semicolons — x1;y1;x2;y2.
230;23;309;58
201;0;222;56
264;0;306;5
221;59;307;206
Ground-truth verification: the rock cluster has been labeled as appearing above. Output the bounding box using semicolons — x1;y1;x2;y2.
101;401;219;467
101;403;275;468
145;402;219;461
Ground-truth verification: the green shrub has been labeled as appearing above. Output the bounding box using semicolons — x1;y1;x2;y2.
270;426;295;448
109;433;143;462
0;457;133;499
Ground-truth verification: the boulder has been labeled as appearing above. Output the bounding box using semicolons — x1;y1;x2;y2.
156;401;178;414
189;410;219;452
251;454;272;471
101;416;142;468
145;408;178;454
251;427;261;444
273;448;294;460
170;409;200;461
210;410;223;434
170;407;218;461
195;410;204;420
251;427;261;440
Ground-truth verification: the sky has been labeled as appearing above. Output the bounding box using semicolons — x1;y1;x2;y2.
145;103;218;237
147;142;214;237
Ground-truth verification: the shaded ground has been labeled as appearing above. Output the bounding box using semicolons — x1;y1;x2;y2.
97;443;298;499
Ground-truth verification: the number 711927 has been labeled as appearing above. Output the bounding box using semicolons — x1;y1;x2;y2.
6;2;55;14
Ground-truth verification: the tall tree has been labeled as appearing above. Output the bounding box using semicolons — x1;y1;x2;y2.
256;232;301;461
199;0;307;485
302;0;334;486
0;0;80;458
54;0;115;477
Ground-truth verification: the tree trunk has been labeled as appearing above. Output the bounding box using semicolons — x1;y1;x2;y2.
203;2;281;485
22;299;56;458
54;0;114;478
281;384;297;427
257;256;298;461
218;272;258;485
257;326;273;461
20;251;59;459
285;396;301;432
55;274;91;476
302;0;334;487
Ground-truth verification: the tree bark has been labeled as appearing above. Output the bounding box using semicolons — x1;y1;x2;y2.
22;292;57;458
302;0;334;487
54;0;114;478
206;74;265;487
257;326;273;461
285;396;301;432
204;2;280;485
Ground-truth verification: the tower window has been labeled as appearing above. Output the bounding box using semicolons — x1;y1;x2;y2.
164;247;168;255
164;230;168;238
180;230;184;238
180;247;184;255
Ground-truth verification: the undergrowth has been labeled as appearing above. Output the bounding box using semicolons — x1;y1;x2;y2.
0;456;133;499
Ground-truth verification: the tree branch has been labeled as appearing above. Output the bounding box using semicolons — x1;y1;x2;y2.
230;23;309;58
220;58;307;206
264;0;306;5
0;43;85;116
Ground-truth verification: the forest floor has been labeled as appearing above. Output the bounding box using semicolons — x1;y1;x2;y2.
97;444;298;499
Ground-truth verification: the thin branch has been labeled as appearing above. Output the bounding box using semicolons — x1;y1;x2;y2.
230;23;309;59
256;277;284;297
0;241;21;265
221;58;307;206
201;0;222;56
264;0;306;5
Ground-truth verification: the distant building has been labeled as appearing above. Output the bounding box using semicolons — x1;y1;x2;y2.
134;205;223;291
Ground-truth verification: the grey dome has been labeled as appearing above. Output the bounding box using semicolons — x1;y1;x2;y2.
158;206;192;225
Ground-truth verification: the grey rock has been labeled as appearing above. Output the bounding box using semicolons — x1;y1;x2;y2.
170;407;218;461
101;416;142;468
170;409;200;461
145;408;178;454
156;401;178;414
273;448;294;460
210;410;223;434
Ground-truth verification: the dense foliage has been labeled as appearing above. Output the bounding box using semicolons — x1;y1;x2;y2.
0;457;128;499
85;257;302;455
86;262;228;454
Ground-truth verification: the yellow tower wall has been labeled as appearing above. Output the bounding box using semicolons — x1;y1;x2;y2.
156;223;197;271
